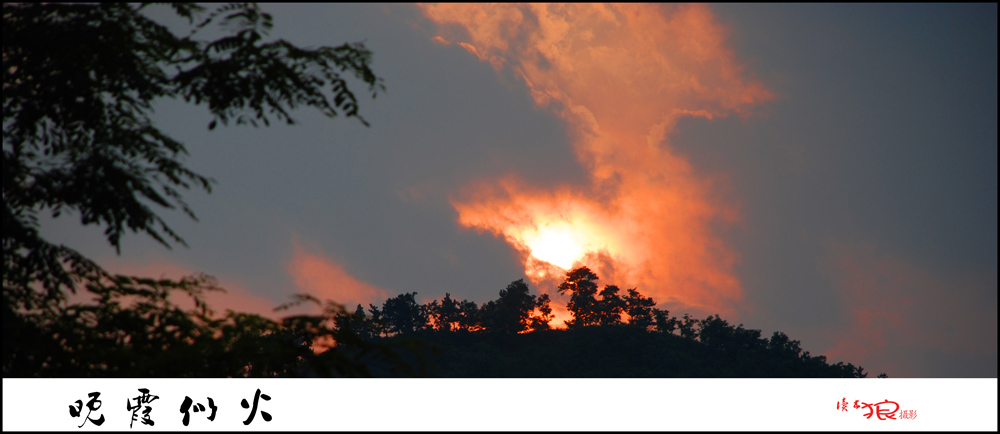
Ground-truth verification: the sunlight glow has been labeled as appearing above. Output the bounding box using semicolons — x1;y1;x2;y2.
524;224;585;270
430;4;771;314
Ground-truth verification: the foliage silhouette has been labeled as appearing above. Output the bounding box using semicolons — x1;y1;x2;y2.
653;307;678;334
480;279;552;334
557;266;600;328
530;293;554;332
456;299;483;332
426;293;461;332
595;285;626;326
623;287;657;330
334;267;875;378
3;2;389;377
379;292;429;336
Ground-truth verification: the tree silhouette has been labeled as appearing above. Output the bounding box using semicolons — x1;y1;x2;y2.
624;288;657;330
365;303;388;338
427;293;462;332
333;304;379;341
479;279;551;334
380;292;428;336
558;267;601;328
650;308;677;334
3;2;384;376
530;293;554;331
595;285;626;326
456;299;481;332
697;315;766;354
678;313;700;340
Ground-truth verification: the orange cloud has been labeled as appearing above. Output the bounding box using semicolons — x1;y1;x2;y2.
287;239;389;310
422;4;772;315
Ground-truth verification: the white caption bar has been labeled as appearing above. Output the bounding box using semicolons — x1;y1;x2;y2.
3;378;997;431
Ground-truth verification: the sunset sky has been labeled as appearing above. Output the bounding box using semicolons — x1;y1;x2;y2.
43;4;996;377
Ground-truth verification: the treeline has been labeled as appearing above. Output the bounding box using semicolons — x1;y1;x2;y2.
334;266;701;337
330;266;876;378
333;279;552;339
336;267;700;338
4;264;877;378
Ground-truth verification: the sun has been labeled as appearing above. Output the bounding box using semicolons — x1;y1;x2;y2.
524;224;585;270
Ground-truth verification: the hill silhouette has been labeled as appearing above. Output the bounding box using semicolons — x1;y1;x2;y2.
327;267;875;378
343;322;868;378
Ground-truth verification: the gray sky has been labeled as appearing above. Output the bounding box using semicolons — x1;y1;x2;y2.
43;4;996;377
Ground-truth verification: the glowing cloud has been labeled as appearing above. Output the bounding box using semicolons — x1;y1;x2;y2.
287;239;389;309
422;4;772;314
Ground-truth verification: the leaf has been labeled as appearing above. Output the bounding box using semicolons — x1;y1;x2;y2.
2;1;384;378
